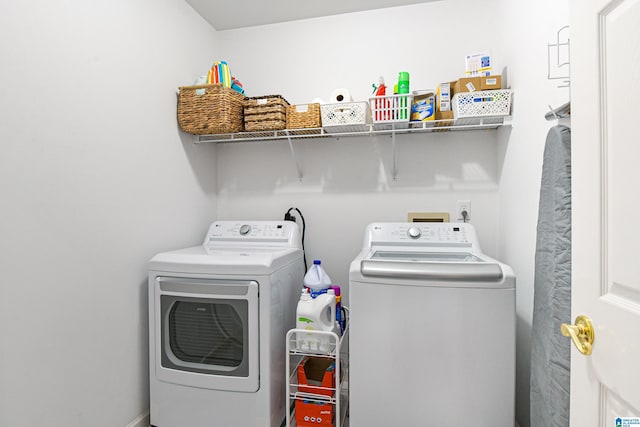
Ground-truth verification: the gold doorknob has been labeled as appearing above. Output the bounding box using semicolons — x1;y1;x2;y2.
561;315;595;355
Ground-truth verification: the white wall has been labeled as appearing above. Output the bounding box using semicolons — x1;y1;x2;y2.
0;1;218;426
215;1;568;426
215;0;509;284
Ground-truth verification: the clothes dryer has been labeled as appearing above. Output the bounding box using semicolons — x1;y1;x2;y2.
349;222;515;427
148;221;304;427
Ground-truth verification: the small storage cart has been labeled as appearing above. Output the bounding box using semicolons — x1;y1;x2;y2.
285;310;349;427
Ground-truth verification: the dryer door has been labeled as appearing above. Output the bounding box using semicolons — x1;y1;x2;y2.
153;277;259;392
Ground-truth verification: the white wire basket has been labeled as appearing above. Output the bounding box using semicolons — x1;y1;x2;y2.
452;89;512;118
368;94;413;124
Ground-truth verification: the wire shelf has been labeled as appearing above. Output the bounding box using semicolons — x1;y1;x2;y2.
196;117;510;143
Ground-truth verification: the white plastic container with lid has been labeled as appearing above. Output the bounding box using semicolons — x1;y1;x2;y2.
303;259;332;291
296;288;337;352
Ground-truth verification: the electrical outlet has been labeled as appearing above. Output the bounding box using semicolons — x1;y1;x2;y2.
456;200;471;221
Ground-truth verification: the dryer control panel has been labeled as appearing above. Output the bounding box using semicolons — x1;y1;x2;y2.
203;221;302;249
364;222;480;250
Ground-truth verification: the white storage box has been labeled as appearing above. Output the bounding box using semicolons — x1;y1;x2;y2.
321;102;372;133
368;94;413;124
452;90;512;118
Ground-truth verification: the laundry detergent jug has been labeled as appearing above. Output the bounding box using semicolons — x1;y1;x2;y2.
296;288;338;352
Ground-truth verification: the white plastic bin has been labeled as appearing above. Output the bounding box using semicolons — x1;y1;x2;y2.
452;89;512;118
321;102;372;133
368;94;413;124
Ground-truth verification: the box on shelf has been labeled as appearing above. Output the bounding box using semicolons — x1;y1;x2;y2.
295;400;334;427
244;95;289;132
480;75;502;90
435;110;454;129
452;89;512;118
297;356;335;397
369;94;413;123
320;102;372;132
436;83;451;112
465;51;492;77
410;91;435;122
177;84;245;135
453;77;481;94
286;103;321;129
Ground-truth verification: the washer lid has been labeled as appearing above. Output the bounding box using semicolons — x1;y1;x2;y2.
361;250;504;282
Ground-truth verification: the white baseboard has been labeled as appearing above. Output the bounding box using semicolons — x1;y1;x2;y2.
126;410;150;427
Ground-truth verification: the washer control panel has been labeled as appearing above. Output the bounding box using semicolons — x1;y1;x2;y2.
366;222;478;249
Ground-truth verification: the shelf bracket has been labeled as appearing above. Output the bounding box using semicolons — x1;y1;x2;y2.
284;131;303;181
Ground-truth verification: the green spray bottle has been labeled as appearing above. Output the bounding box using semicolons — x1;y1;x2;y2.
397;72;410;119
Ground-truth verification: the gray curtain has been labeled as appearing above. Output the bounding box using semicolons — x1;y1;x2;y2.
530;125;572;427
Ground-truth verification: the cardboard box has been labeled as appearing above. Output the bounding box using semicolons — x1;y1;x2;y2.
295;400;334;426
435;110;454;129
465;51;492;76
453;77;481;94
481;75;502;90
410;91;435;121
436;110;454;121
436;83;451;112
297;357;335;397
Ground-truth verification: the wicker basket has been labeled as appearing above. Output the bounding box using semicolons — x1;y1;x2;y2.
286;103;321;129
244;95;289;132
177;84;245;135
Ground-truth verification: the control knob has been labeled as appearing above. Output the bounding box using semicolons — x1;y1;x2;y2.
407;227;421;239
239;224;251;235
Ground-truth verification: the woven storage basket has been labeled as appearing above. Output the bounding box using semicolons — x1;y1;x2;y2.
177;84;245;135
286;103;321;129
244;95;289;132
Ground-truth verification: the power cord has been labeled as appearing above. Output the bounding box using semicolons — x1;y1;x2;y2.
461;210;469;223
284;207;308;273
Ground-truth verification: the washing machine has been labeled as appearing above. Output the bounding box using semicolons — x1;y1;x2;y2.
349;222;515;427
148;220;304;427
